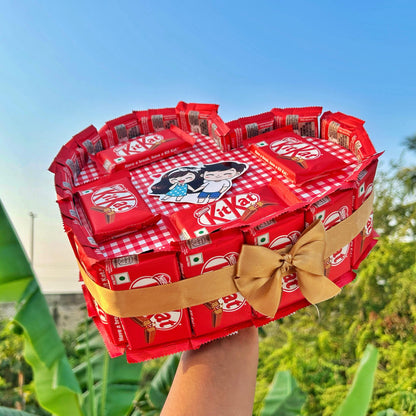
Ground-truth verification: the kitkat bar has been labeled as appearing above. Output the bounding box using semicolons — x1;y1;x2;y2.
351;159;378;268
102;252;192;351
178;229;253;338
92;126;196;174
169;185;290;240
49;140;89;180
271;106;322;138
81;267;128;348
244;209;307;324
320;111;376;161
226;119;244;149
247;129;347;185
175;101;219;134
76;172;160;243
54;165;74;200
147;107;178;131
238;112;275;141
73;125;106;155
305;189;354;282
100;112;142;146
207;113;231;152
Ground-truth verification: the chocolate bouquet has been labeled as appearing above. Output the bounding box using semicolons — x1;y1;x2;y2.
50;102;381;362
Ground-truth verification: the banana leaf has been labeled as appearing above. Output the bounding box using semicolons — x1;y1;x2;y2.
260;370;306;416
73;320;143;416
333;344;379;416
0;199;83;415
147;354;180;410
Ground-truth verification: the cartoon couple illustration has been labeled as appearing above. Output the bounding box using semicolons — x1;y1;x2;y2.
149;161;248;204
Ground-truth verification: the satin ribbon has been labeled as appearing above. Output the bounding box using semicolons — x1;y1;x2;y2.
235;220;341;317
79;191;374;318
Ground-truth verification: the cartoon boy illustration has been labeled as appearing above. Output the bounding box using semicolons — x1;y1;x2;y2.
195;162;247;203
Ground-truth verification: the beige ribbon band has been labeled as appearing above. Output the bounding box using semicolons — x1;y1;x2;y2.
79;191;374;318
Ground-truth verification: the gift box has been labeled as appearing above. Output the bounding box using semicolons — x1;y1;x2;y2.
50;101;381;362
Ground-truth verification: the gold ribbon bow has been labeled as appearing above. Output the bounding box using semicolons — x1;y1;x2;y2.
234;220;341;317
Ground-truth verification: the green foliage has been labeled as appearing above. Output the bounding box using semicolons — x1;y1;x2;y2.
259;370;306;416
0;199;82;415
0;407;39;416
73;320;142;416
333;344;378;416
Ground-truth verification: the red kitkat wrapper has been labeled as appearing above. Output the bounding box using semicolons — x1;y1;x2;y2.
73;125;105;155
178;229;253;339
147;107;178;131
237;112;275;140
243;209;307;324
320;111;376;161
226;119;244;149
92;126;196;174
102;252;192;351
247;129;348;185
76;172;160;242
100;112;142;145
305;189;354;281
169;185;290;240
175;101;219;134
271;107;322;137
207;113;231;152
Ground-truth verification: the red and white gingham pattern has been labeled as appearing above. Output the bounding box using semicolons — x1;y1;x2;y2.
75;134;358;258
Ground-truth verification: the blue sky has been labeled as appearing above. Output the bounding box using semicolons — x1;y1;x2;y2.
0;0;415;292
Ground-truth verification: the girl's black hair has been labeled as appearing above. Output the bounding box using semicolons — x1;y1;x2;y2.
201;161;247;175
150;167;204;195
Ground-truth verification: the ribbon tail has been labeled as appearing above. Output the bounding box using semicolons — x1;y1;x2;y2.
297;271;341;305
236;271;283;318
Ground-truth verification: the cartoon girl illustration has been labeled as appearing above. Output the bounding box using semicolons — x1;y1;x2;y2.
195;162;248;203
149;168;203;202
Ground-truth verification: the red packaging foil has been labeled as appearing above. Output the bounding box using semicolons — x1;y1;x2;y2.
237;111;275;141
54;165;74;200
169;185;290;240
76;173;160;243
147;107;178;131
49;140;89;179
207;113;231;152
102;252;192;351
247;129;348;185
175;101;219;134
352;159;378;268
243;209;306;324
305;189;354;281
226;119;244;149
271;106;322;137
81;268;128;350
92;126;196;174
320;111;376;161
73;125;106;155
178;229;252;339
99;112;142;146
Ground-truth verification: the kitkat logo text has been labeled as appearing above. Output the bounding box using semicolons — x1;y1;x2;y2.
270;137;321;160
130;274;182;330
202;253;247;311
91;184;137;213
194;193;260;226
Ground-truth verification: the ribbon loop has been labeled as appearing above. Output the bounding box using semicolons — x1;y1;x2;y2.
234;220;341;317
